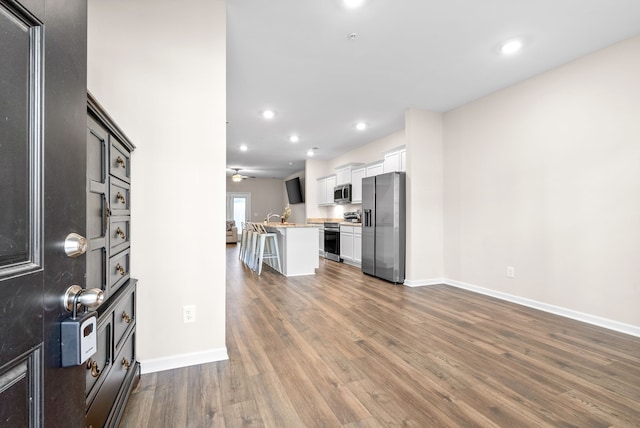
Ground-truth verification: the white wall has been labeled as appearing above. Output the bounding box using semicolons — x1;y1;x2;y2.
443;35;640;328
328;131;406;168
88;0;228;372
405;109;444;285
305;159;328;219
227;177;284;223
282;171;307;224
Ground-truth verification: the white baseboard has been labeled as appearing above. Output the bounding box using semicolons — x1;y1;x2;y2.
445;278;640;338
140;347;229;374
342;260;361;268
403;278;446;287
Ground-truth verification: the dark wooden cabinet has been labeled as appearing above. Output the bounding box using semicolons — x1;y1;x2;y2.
85;93;138;427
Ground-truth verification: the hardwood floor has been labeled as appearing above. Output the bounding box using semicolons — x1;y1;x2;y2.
119;244;640;427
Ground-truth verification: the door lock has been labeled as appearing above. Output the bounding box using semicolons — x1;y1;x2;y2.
61;285;103;367
63;285;104;312
64;233;87;258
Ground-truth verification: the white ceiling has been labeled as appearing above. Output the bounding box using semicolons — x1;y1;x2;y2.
227;0;640;179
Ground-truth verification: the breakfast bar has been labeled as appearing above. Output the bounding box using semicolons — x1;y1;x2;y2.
263;223;320;276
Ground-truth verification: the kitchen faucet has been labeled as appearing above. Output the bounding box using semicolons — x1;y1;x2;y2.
265;213;280;223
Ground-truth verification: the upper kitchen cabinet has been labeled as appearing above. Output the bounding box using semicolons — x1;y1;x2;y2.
365;160;384;177
317;174;336;206
351;166;365;204
335;163;365;185
383;145;406;173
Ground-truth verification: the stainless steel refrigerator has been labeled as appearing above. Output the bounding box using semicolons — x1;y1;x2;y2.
361;171;406;283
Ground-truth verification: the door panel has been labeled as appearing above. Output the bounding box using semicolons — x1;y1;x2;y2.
0;0;87;426
0;349;42;426
0;1;41;275
0;2;45;425
361;176;375;275
375;173;395;278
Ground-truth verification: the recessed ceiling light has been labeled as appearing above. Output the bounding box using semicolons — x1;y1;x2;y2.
239;144;248;152
343;0;365;9
262;110;275;120
290;135;299;143
356;122;367;131
500;39;523;55
288;162;294;166
307;149;314;157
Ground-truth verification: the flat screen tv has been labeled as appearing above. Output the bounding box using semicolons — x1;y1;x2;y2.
285;177;304;204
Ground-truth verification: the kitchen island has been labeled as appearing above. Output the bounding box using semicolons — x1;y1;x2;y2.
263;223;320;276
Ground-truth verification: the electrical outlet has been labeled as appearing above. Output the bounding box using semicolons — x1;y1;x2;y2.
183;305;196;323
506;266;515;278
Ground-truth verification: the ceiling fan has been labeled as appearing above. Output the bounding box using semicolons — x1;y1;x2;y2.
229;168;255;182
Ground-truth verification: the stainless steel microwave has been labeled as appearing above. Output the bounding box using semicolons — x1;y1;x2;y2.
334;184;352;204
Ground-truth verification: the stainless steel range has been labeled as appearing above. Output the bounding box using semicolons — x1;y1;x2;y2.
323;222;341;262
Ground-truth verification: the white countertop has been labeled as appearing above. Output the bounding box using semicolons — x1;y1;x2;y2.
264;222;320;228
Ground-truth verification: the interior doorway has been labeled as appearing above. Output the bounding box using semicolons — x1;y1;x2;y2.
226;192;251;239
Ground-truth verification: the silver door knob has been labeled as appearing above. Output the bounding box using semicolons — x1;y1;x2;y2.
64;233;87;258
63;285;104;312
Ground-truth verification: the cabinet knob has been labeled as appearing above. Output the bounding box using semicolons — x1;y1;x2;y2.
115;263;126;276
122;358;131;370
116;192;126;204
116;227;126;240
86;358;101;378
122;311;132;324
116;156;126;168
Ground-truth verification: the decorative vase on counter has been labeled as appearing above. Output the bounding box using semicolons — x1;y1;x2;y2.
281;218;285;223
282;204;291;223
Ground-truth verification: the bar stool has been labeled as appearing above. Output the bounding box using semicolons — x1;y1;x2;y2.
244;223;259;268
254;224;282;275
239;222;249;261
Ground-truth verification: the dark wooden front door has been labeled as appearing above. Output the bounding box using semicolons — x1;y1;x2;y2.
0;0;87;426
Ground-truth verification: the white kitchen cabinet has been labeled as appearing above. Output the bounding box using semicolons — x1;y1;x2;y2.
319;228;325;255
354;227;362;264
326;175;336;205
366;161;384;177
351;167;365;204
335;163;364;185
340;225;354;262
336;167;350;185
317;175;336;206
383;145;406;173
340;225;361;267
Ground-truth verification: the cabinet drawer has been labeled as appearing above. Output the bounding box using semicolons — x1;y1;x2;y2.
86;331;135;428
109;177;130;215
340;225;354;233
113;286;135;352
109;139;131;183
110;216;130;254
85;315;112;400
109;249;130;294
